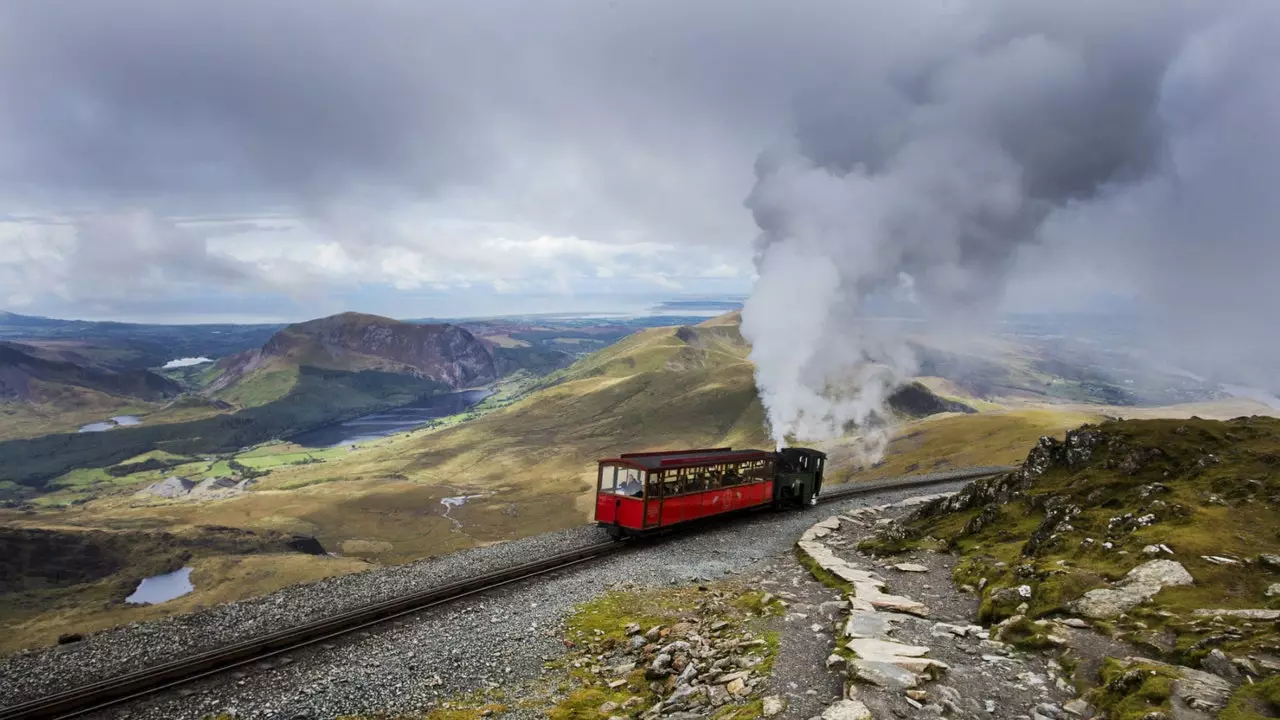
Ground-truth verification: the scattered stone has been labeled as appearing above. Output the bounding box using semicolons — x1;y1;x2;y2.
893;563;929;573
1062;698;1093;717
1202;555;1241;565
1201;649;1241;681
820;699;873;720
1061;618;1090;629
762;695;785;717
1266;584;1280;598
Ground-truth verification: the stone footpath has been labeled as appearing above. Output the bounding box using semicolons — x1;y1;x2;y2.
794;494;1086;720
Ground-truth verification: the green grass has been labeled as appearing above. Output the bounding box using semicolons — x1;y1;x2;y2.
837;408;1099;481
215;366;299;408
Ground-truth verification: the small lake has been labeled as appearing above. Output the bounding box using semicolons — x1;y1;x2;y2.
78;415;142;433
126;567;194;605
290;389;493;448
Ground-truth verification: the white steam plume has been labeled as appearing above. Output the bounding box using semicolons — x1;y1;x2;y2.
738;1;1280;458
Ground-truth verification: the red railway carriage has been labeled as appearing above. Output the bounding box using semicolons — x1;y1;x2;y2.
595;446;779;537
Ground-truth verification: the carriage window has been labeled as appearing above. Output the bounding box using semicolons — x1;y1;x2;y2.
600;465;618;493
602;466;643;497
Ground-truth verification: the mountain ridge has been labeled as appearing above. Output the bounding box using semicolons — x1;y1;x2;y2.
209;312;500;399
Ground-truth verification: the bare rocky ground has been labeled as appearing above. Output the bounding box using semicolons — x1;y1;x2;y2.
36;483;970;720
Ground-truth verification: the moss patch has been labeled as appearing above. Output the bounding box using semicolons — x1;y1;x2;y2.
1088;658;1180;720
1221;676;1280;720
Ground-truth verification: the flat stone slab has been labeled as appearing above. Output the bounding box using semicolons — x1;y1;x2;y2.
831;566;887;586
850;659;920;690
892;563;929;573
846;638;932;658
853;581;930;617
889;656;950;674
844;611;897;640
1192;608;1280;619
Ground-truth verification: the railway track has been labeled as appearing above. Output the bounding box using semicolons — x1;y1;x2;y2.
1;466;1011;720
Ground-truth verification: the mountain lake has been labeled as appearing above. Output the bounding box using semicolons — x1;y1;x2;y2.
126;567;195;605
290;389;493;448
78;415;142;433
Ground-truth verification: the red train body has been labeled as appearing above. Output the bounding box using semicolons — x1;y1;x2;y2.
594;446;826;537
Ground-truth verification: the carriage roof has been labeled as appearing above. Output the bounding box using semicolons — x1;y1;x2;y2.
598;447;773;471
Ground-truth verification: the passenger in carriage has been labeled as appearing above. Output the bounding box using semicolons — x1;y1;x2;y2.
619;472;643;497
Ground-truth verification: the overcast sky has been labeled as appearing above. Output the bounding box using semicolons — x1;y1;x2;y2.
0;0;1276;341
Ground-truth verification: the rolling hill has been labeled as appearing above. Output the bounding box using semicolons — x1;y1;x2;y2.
0;341;183;439
0;311;577;489
0;311;284;371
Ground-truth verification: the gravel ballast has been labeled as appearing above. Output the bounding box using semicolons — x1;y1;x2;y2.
3;479;978;719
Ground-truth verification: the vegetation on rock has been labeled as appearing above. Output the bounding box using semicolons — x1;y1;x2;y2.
862;415;1280;707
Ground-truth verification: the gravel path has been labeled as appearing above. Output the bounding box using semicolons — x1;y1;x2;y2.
11;481;973;720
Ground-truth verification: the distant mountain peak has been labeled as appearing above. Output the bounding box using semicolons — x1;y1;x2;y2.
211;311;497;398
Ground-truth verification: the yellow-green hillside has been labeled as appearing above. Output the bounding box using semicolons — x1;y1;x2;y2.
256;315;772;507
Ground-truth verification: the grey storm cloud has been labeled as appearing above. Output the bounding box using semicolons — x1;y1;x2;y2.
0;0;1277;422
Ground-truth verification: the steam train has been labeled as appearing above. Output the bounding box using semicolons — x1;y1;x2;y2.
594;446;827;538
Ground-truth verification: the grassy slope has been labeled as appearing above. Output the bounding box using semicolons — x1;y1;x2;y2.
826;408;1102;481
241;317;772;544
0;381;157;440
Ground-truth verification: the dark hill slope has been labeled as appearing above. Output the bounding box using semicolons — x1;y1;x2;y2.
0;342;180;402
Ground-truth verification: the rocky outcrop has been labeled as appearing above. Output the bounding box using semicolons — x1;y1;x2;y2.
135;476;195;498
1105;657;1233;720
1069;559;1194;619
135;476;255;502
222;313;497;391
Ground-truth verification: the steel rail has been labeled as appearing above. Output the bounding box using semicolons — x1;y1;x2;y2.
0;541;623;720
1;466;1012;720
